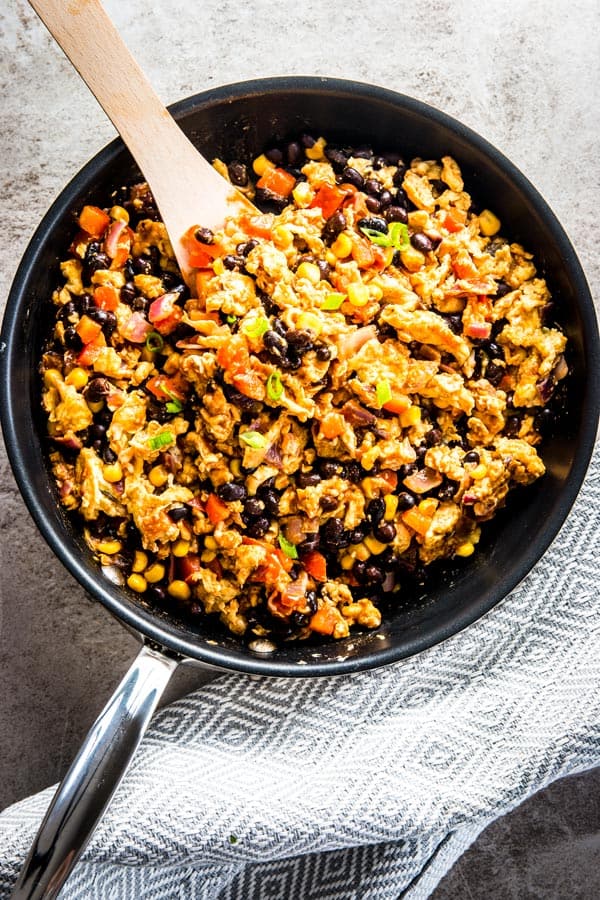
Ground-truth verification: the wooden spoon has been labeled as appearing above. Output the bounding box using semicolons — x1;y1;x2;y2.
29;0;257;287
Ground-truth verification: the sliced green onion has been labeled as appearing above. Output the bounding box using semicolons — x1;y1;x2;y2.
360;222;410;251
321;292;346;311
266;371;284;401
239;430;268;450
166;399;183;413
148;431;174;451
145;331;164;353
226;314;237;325
360;226;392;247
242;316;269;338
376;379;392;408
278;533;298;559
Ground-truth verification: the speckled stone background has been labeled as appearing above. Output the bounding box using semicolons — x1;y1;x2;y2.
1;0;598;896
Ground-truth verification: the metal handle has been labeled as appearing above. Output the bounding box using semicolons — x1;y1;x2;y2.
11;644;179;899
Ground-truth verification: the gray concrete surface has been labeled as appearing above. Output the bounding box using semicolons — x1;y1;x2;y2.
1;0;599;896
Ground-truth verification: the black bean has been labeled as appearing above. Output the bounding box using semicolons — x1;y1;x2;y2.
357;215;387;234
367;498;385;526
410;233;434;253
286;141;303;166
120;282;137;304
315;344;332;362
341;167;364;189
320;496;338;512
217;482;247;502
485;362;505;387
396;492;416;510
224;254;246;271
244;498;266;519
319;460;341;479
316;259;331;281
495;280;511;297
372;156;386;169
85;377;111;403
287;330;314;353
345;462;362;483
97;406;113;427
364;178;383;197
290;611;310;629
464;450;480;464
306;590;318;614
237;239;258;257
365;196;382;213
379;190;393;209
384;203;408;225
132;295;150;312
353;560;367;581
437;482;457;501
168;506;190;522
63;326;83;351
505;415;522;437
445;314;463;335
298;534;320;554
297;471;321;488
364;564;385;585
325;147;349;170
89;423;106;443
534;407;556;437
102;447;117;464
261;489;280;517
255;188;289;212
322;210;347;244
426;427;442;446
272;318;287;336
485;341;504;360
350;525;367;544
58;300;78;322
322;518;344;543
227;161;248;186
375;522;396;543
265;147;284;164
352;146;373;160
246;517;270;538
131;255;153;275
415;444;427;461
147;586;167;604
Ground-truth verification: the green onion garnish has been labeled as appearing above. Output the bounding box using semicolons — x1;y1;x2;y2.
239;431;268;450
148;431;174;451
278;533;298;559
360;222;410;251
376;379;392;408
242;316;269;339
266;371;284;401
166;399;183;413
145;331;164;353
226;314;237;325
321;292;346;311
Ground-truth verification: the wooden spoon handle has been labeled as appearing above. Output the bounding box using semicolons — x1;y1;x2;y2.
29;0;254;279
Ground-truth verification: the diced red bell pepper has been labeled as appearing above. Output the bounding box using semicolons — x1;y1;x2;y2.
145;374;187;402
256;167;296;198
178;553;202;583
301;550;327;582
76;314;103;344
309;605;340;636
309;183;348;219
216;334;250;374
77;332;106;366
205;493;229;525
78;205;111;238
233;371;265;400
464;321;492;339
442;208;467;233
93;284;120;311
350;234;376;269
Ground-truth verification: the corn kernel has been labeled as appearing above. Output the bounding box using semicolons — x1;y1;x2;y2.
347;282;370;307
230;459;241;477
145;563;165;583
172;539;190;557
43;368;63;389
340;553;355;571
305;137;326;160
364;535;387;556
354;542;371;562
455;541;475;558
400;246;425;272
295;261;321;284
109;205;129;224
132;550;149;573
200;549;216;563
479;209;501;237
384;494;399;521
331;233;352;258
140;346;155;363
368;283;383;301
400;406;421;428
296;312;322;336
148;465;169;487
471;464;487;480
87;399;104;414
204;535;218;550
252;154;275;176
179;521;192;541
212;257;225;275
272;225;294;248
325;250;337;267
292;181;314;207
65;367;89;389
167;579;191;601
419;498;438;516
127;573;147;593
96;539;122;555
103;462;123;483
361;476;377;499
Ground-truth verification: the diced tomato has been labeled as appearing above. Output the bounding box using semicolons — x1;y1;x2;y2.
233;371;265;400
309;605;340;636
76;314;103;344
301;550;327;582
77;332;106;366
309;183;348;219
319;412;346;439
383;395;411;415
145;374;187;402
442;208;467;233
93;284;120;311
256;167;296;198
178;553;202;583
401;506;433;536
205;493;229;525
78;205;110;238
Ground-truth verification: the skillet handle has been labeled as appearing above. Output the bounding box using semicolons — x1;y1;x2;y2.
11;643;179;900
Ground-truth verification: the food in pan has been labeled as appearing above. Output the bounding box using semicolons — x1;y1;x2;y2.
40;134;568;643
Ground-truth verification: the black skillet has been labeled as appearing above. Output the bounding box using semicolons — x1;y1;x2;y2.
1;78;598;898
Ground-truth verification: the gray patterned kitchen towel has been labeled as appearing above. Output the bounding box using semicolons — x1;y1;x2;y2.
0;444;598;899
